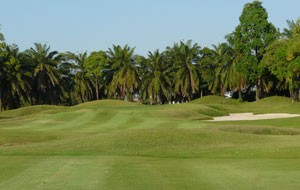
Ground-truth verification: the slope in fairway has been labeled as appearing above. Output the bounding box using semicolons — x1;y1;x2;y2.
1;97;300;190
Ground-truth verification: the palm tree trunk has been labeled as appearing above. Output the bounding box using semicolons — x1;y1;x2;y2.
124;90;128;101
189;70;196;94
238;89;242;99
291;90;295;103
80;90;84;103
96;77;99;100
123;87;127;101
30;95;35;105
220;84;224;97
157;93;161;104
0;94;2;112
201;89;203;98
256;77;260;101
68;91;72;106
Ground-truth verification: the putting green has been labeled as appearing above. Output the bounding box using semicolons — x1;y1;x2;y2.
1;96;300;190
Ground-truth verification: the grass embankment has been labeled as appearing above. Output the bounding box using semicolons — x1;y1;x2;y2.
1;96;300;190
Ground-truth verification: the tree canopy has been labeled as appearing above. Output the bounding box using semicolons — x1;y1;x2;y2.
230;1;279;100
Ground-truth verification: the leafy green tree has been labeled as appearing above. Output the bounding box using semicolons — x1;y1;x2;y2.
231;1;279;100
140;50;172;104
0;44;30;111
25;43;63;105
85;51;108;100
107;45;139;100
166;40;200;100
263;35;300;103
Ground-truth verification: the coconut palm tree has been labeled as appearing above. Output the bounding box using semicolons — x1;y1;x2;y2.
140;50;172;104
166;40;201;100
210;43;232;96
58;57;77;105
0;27;4;42
107;45;139;100
199;47;218;96
225;34;248;99
65;52;95;103
282;19;300;39
25;43;64;105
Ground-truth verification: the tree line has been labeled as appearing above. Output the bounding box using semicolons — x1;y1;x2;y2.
1;1;300;111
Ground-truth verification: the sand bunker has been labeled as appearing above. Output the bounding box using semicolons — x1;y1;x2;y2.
210;113;300;121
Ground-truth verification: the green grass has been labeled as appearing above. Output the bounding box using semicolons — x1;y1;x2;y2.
1;96;300;189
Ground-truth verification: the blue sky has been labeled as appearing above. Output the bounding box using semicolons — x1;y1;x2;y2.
0;0;299;55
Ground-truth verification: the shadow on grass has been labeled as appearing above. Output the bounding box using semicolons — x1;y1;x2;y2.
0;116;12;120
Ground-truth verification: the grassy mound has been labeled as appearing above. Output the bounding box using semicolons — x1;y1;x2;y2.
0;100;138;118
0;105;65;118
238;96;300;114
74;99;140;108
191;95;241;105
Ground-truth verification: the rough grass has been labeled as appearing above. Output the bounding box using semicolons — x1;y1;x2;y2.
1;96;300;189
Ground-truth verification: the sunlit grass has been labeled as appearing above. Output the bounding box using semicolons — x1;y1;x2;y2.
1;96;300;189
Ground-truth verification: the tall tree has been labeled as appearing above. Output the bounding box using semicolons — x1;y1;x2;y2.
225;34;248;99
58;57;77;106
140;50;172;104
231;1;279;101
166;40;201;100
66;52;95;103
210;43;233;96
107;45;139;100
85;51;108;100
25;43;63;105
199;47;218;96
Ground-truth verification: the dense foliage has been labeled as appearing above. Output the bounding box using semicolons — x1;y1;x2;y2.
1;1;300;111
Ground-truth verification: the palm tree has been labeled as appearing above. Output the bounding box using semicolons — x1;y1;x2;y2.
282;19;300;38
199;47;218;97
58;58;77;105
0;27;4;42
140;50;172;104
210;43;232;96
225;34;248;99
166;40;201;100
107;45;139;100
201;41;246;99
213;43;248;98
65;52;95;103
25;43;63;105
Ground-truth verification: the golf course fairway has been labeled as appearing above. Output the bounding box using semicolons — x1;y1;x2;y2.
1;96;300;190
